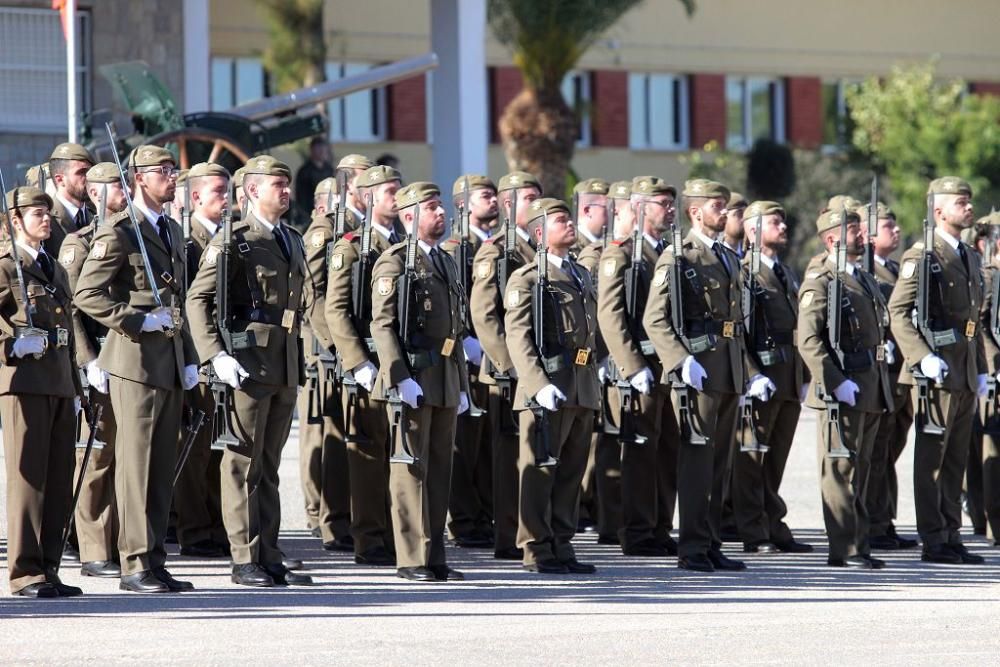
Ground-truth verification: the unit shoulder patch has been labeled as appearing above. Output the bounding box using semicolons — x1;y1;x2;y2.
91;241;107;259
801;291;815;307
602;258;617;277
901;261;916;279
377;276;393;296
59;247;75;267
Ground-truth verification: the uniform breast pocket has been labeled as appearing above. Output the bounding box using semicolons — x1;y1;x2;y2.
128;254;146;290
255;266;280;305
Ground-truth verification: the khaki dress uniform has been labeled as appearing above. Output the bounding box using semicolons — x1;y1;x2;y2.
369;183;469;571
799;256;893;562
74;184;197;578
187;204;306;569
504;198;601;568
1;190;82;595
44;142;95;255
976;252;1000;542
324;218;399;558
889;181;987;554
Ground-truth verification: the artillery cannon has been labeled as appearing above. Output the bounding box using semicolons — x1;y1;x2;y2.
83;53;438;170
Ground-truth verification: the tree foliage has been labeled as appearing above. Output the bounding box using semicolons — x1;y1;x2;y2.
255;0;327;95
847;61;1000;233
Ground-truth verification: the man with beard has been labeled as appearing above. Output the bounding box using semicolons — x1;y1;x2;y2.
47;143;96;253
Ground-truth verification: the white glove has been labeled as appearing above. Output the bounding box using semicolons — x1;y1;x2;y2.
352;360;377;392
462;336;483;366
141;307;174;333
597;357;609;385
212;352;249;389
681;355;708;391
884;340;896;366
833;379;860;407
458;391;469;414
397;377;424;409
74;396;82;415
919;353;949;384
182;364;199;391
12;335;46;359
535;384;567;412
85;360;109;394
978;373;989;398
746;374;777;402
628;367;655;395
799;383;810;403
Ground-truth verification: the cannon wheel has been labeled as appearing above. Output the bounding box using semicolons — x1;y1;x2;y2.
146;127;251;172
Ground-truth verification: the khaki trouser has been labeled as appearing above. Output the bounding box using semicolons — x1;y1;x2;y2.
297;385;351;542
447;378;492;539
173;383;225;547
74;388;119;563
914;386;976;548
109;376;183;575
816;406;878;560
517;407;593;566
489;384;520;551
2;394;75;593
866;389;914;537
387;402;457;568
224;380;297;565
343;385;392;554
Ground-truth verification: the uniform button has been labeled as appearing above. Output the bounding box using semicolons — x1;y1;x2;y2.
55;307;63;314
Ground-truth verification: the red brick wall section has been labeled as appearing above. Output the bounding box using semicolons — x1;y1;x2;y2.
785;76;823;149
591;70;628;148
689;74;726;148
387;74;426;143
972;82;1000;96
489;66;524;143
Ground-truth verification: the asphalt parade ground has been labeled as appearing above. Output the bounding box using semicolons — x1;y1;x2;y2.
1;409;999;665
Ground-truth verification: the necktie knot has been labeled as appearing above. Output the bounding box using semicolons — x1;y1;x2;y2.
773;261;788;288
38;251;54;281
713;242;730;275
274;224;290;260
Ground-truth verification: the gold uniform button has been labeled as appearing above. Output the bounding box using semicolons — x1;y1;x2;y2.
55;307;63;314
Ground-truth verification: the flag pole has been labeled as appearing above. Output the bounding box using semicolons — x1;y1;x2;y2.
65;0;78;142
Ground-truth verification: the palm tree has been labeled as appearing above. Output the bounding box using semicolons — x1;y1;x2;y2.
488;0;695;196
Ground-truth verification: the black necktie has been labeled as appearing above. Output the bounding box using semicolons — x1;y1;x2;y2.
713;243;730;276
565;259;585;292
773;262;788;290
74;208;86;230
654;239;665;255
274;224;290;261
156;216;171;252
388;229;401;245
429;247;448;279
958;243;970;274
886;259;899;277
38;252;54;281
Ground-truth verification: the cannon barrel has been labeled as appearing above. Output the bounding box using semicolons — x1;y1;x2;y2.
231;52;439;122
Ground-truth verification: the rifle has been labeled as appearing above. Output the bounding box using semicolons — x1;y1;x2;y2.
739;213;768;454
526;209;559;467
96;183;108;228
104;123;178;338
913;194;946;436
180;174;192;287
388;202;423;464
822;205;853;457
600;194;620;439
490;187;520;434
209;177;240;450
608;206;648;447
667;203;708;445
863;175;878;275
0;170;48;358
456;177;486;418
58;403;104;574
172;408;207;487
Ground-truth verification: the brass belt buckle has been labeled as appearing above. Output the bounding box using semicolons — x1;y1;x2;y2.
441;337;456;356
56;327;69;348
722;321;735;338
966;319;976;338
574;348;591;366
281;309;296;332
166;306;183;338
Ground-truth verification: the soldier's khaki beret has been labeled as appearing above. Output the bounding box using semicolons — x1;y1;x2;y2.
857;201;895;220
452;174;496;198
683;178;730;201
825;195;860;213
928;176;972;198
745;200;785;220
977;208;1000;227
176;169;190;185
186;162;230;182
497;171;541;194
525;197;571;225
233;166;246;188
816;208;861;235
337;154;374;171
314;176;338;198
632;175;677;198
130;145;176;168
358;165;402;188
85;162;120;184
573;178;610;196
609;180;632;200
24;163;49;186
243;155;291;179
727;192;749;210
5;186;53;211
395;181;441;209
49;142;95;164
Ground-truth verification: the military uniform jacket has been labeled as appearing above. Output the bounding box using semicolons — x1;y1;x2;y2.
598;237;663;380
798;261;893;413
888;235;987;392
0;250;82;398
46;197;91;256
981;256;1000;375
60;223;106;367
576;239;605;276
642;230;755;394
324;224;395;371
470;230;535;384
186;212;306;388
302;211;358;364
441;227;485;338
503;256;601;410
187;216;214;282
74;210;196;390
872;257;905;379
369;240;469;408
742;255;808;401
